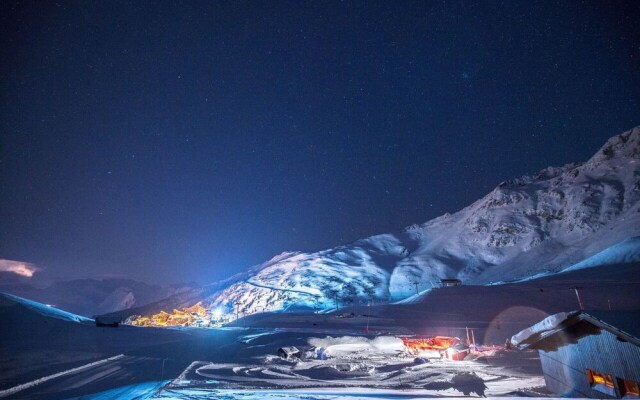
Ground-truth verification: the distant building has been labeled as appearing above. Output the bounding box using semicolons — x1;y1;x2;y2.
511;311;640;399
440;278;462;287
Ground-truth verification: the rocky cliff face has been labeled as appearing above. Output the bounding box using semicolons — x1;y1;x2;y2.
127;126;640;316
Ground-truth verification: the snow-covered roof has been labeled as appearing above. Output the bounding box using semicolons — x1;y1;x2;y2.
511;310;640;349
278;346;300;355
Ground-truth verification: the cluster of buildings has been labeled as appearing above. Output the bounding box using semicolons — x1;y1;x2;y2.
120;281;640;400
127;303;226;327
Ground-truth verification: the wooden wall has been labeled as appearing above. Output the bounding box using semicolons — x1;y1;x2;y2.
538;321;640;398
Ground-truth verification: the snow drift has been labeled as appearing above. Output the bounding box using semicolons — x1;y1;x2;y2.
0;292;93;324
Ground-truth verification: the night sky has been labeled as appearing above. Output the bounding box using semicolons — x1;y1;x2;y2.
1;1;639;285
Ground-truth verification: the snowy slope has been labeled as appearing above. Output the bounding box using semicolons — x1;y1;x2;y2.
125;126;640;317
0;292;93;324
561;236;640;273
1;285;554;399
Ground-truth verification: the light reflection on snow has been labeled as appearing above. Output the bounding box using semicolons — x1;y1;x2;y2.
484;306;549;345
65;380;169;399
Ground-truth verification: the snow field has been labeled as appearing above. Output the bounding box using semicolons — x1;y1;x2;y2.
148;331;546;399
0;354;124;398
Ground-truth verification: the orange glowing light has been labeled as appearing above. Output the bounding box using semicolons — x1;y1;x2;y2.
401;336;459;353
130;302;210;327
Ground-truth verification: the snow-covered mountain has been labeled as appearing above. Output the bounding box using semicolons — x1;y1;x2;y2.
119;126;640;318
0;278;198;317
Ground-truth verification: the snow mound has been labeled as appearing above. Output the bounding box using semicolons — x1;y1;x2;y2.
0;292;93;323
309;336;405;359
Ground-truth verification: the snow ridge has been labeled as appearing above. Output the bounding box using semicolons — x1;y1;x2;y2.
142;126;640;316
0;354;125;398
0;292;93;323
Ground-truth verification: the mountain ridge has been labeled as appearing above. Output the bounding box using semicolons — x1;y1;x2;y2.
115;126;640;318
0;277;199;317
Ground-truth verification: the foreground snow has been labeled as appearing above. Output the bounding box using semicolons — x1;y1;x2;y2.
4;259;639;399
0;292;547;399
149;334;545;398
69;381;169;400
110;334;547;399
153;388;549;400
0;354;125;398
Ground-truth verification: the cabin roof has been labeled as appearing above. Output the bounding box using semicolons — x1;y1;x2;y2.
278;346;300;355
511;310;640;350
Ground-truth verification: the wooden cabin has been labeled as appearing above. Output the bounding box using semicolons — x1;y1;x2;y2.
511;311;640;398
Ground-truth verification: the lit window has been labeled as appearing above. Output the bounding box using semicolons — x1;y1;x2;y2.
587;369;617;397
588;370;604;385
620;378;640;399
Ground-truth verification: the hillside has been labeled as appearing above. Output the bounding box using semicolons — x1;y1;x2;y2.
0;278;198;317
117;126;640;319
